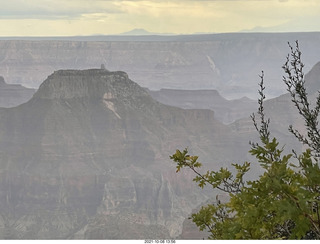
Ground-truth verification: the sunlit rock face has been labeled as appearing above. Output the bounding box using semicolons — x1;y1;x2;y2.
0;68;251;239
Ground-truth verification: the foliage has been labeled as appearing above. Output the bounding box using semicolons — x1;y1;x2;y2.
170;41;320;239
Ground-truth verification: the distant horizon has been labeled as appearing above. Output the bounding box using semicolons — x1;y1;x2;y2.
0;0;319;37
1;29;320;39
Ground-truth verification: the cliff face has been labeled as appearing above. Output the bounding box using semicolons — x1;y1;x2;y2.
0;76;35;108
305;61;320;94
147;89;256;124
0;69;250;239
229;60;320;166
1;32;320;99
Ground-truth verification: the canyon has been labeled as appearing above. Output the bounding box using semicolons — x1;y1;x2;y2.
1;33;320;99
0;33;319;239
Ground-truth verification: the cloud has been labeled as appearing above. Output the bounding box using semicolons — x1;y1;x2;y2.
0;0;319;36
0;0;312;20
0;0;123;20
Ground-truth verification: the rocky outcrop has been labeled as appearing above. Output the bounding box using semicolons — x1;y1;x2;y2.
0;68;251;239
0;76;35;108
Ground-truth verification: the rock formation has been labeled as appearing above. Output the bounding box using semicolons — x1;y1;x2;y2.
0;76;35;108
147;88;256;124
1;32;320;99
0;69;250;239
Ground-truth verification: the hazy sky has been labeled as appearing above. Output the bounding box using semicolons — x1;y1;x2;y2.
0;0;319;36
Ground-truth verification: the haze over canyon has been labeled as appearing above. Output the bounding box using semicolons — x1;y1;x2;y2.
0;32;320;239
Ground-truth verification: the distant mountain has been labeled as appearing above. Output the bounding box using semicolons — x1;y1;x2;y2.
0;68;250;239
242;16;320;33
0;76;35;107
147;88;256;124
120;28;154;35
120;28;173;36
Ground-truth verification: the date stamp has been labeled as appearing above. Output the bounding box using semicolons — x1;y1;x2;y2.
144;240;176;244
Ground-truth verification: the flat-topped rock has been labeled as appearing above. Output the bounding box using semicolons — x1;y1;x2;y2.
34;69;148;101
